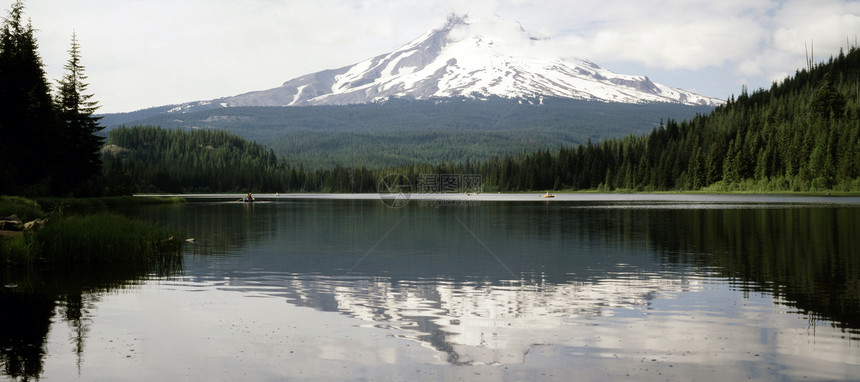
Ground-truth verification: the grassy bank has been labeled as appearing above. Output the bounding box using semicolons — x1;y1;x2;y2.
0;196;45;221
1;196;184;266
1;195;185;219
34;195;185;215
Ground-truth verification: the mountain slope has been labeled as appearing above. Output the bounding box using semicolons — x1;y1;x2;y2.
174;15;721;111
113;97;715;169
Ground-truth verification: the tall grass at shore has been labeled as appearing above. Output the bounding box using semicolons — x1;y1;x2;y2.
0;196;45;220
2;195;184;218
1;196;184;266
35;195;185;215
37;213;182;264
2;213;182;265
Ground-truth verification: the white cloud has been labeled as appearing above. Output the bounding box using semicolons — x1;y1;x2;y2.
742;0;860;79
528;0;772;70
14;0;860;112
25;0;446;112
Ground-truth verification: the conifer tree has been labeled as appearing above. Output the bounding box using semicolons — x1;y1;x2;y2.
0;0;59;193
811;73;847;122
54;31;104;194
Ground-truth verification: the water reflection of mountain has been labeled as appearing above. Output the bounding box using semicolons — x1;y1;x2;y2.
176;269;703;366
135;199;860;363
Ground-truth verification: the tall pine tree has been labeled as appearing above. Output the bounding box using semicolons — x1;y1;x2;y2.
54;31;104;195
0;0;59;194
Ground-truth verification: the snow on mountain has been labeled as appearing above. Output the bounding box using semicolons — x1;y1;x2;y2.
183;14;722;110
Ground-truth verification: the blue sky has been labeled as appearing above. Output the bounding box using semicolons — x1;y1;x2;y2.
19;0;860;113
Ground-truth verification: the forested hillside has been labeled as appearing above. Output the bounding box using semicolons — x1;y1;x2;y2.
102;126;379;193
422;46;860;192
103;126;284;193
102;97;714;169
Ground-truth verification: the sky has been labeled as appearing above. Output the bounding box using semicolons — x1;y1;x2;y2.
15;0;860;113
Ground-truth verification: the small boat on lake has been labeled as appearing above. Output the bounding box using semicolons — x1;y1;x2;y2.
541;192;555;198
242;193;255;202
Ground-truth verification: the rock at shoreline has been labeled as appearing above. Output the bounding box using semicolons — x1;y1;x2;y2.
23;218;47;230
0;215;47;234
0;215;22;230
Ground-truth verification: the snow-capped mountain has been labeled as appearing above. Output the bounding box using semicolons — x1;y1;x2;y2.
178;15;721;111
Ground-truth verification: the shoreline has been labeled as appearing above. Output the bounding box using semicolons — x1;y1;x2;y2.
136;192;860;205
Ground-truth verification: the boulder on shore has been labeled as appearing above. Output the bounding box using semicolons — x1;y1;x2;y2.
0;216;47;234
23;218;47;230
0;215;23;230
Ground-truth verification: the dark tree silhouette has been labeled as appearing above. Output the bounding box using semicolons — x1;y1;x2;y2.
0;0;60;194
54;32;104;195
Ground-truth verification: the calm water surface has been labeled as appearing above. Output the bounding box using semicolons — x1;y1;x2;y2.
2;194;860;381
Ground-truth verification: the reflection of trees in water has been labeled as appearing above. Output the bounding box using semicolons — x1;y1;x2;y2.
0;259;181;380
637;207;860;334
508;204;860;334
0;290;51;378
58;291;98;372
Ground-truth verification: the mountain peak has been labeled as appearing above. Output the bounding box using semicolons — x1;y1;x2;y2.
438;14;543;54
190;15;722;110
445;13;469;28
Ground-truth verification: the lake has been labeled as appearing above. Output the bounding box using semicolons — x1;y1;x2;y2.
2;194;860;381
